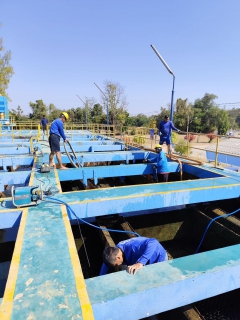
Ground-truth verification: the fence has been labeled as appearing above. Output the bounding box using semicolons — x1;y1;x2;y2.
120;130;240;169
1;122;239;168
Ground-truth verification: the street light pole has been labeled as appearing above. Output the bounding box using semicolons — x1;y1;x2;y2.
76;95;88;125
94;82;109;125
150;44;175;121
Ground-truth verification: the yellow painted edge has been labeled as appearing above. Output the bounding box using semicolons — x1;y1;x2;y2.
66;182;240;205
1;181;239;214
53;168;62;192
0;158;36;319
53;168;94;319
0;209;23;214
61;205;94;319
0;179;240;214
62;175;235;195
29;159;36;185
0;208;28;319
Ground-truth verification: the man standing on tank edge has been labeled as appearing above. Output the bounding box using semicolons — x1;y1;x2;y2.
49;112;69;170
99;237;168;276
40;115;48;137
158;115;180;154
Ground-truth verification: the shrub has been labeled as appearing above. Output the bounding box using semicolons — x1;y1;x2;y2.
174;140;188;155
123;136;131;143
133;135;146;144
172;131;179;144
184;134;196;142
206;132;217;142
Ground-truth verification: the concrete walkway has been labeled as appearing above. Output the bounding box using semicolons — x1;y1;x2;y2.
0;153;94;319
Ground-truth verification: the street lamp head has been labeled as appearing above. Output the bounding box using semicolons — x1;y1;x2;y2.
150;44;175;122
150;44;175;76
94;82;107;98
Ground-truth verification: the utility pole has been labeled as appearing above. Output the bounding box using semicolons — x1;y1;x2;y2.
76;95;88;124
94;83;109;125
150;44;175;122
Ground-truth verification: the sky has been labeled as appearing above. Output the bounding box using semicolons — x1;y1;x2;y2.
1;0;240;116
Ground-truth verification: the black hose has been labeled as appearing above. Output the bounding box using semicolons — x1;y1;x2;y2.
63;140;81;168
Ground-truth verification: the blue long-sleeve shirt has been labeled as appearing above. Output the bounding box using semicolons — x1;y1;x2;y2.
40;118;48;126
100;237;167;276
49;118;66;140
158;120;178;137
147;151;169;173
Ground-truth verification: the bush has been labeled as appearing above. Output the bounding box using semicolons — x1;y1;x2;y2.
174;140;188;155
133;135;146;144
184;134;196;142
123;136;131;143
206;132;217;142
172;131;179;144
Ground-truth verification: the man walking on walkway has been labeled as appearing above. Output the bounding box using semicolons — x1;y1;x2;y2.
40;115;48;138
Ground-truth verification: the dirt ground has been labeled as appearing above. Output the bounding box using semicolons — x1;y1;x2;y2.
121;131;240;164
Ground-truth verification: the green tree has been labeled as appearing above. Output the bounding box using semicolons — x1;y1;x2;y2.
48;103;56;115
190;107;202;133
115;110;129;126
47;103;63;122
0;25;14;99
17;105;23;117
66;108;76;122
227;108;240;129
174;99;193;131
149;118;157;129
102;80;128;125
125;113;150;127
217;109;229;135
10;106;29;122
192;93;219;133
91;103;104;123
134;114;150;127
75;107;85;123
83;97;96;123
29;100;47;120
124;116;136;127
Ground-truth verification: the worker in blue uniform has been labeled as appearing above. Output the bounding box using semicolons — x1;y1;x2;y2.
158;115;180;154
145;144;170;182
149;128;155;140
49;112;69;170
40;115;48;137
100;237;168;276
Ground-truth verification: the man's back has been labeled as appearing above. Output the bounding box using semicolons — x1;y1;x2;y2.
117;237;166;265
49;118;66;140
41;117;48;126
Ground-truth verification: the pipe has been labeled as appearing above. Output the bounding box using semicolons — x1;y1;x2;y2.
167;155;183;181
214;136;219;167
168;153;203;165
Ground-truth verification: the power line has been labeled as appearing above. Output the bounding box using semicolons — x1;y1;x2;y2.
217;102;240;106
129;110;159;116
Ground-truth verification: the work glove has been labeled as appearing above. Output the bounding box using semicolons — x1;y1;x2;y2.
177;130;181;133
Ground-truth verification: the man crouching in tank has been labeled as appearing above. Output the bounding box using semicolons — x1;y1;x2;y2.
99;236;168;276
